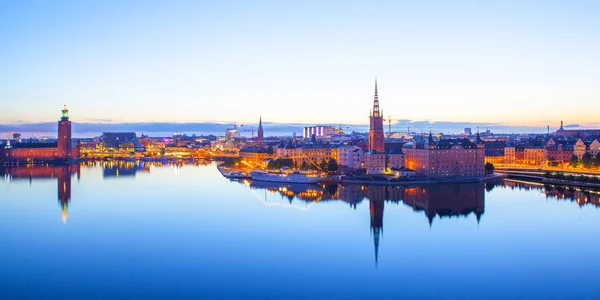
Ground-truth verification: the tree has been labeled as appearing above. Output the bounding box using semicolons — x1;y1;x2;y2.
266;145;274;155
267;158;293;169
596;153;600;168
300;161;309;170
570;155;580;168
582;152;594;168
327;158;339;173
485;162;495;175
319;159;328;172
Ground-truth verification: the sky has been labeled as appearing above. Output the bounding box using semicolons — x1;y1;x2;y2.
1;0;599;130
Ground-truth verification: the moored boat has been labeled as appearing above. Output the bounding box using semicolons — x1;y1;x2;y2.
250;170;322;184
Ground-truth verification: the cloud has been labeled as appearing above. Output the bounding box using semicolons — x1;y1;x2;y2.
0;120;564;138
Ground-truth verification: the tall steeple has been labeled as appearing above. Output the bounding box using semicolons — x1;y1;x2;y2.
257;115;264;140
368;79;385;152
372;79;380;118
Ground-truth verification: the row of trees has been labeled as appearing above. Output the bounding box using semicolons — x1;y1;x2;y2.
569;153;600;169
267;158;339;172
544;172;600;184
485;162;495;175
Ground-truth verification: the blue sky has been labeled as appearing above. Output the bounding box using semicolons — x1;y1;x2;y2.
1;0;599;128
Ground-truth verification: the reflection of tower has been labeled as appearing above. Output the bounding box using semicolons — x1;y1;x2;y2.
56;166;72;224
369;200;384;266
57;105;72;159
257;115;264;140
369;80;385;152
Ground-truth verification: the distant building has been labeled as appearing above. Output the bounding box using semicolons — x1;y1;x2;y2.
225;125;240;140
464;128;472;135
303;125;336;139
257;115;264;140
100;132;139;150
555;121;600;138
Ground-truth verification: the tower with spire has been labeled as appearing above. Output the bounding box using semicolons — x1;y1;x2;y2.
369;80;385;152
257;115;264;140
57;105;72;160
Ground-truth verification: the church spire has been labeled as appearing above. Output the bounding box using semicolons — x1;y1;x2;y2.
257;114;264;140
372;79;380;118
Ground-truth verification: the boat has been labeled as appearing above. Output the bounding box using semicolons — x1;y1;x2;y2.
226;171;250;179
250;170;322;184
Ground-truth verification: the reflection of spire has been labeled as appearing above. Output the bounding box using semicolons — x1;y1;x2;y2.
57;166;71;224
61;202;68;224
369;200;384;267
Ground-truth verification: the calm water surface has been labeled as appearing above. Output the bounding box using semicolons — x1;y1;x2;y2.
1;162;599;299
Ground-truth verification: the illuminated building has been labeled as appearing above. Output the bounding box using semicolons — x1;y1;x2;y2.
303;125;336;139
239;147;271;164
3;106;79;163
523;147;545;165
337;145;363;170
363;152;386;174
504;146;516;164
574;139;587;160
57;105;72;159
100;132;138;150
368;80;384;152
363;80;406;174
403;133;485;177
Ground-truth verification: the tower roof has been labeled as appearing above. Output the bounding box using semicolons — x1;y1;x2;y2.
372;79;380;118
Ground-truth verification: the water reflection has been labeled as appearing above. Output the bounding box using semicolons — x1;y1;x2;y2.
248;180;486;264
2;164;79;223
2;162;599;268
102;161;150;178
491;179;600;208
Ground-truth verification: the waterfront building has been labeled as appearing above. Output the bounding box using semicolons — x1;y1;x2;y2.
545;143;574;164
337;145;363;170
239;147;272;165
504;146;516;164
3;106;79;162
363;151;387;174
387;149;405;169
403;133;485;177
297;145;338;168
523;147;546;165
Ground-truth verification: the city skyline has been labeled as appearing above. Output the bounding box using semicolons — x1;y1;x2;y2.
2;1;600;126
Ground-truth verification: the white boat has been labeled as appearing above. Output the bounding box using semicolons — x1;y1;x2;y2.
250;170;322;184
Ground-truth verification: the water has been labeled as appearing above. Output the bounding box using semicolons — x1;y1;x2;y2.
1;162;599;299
